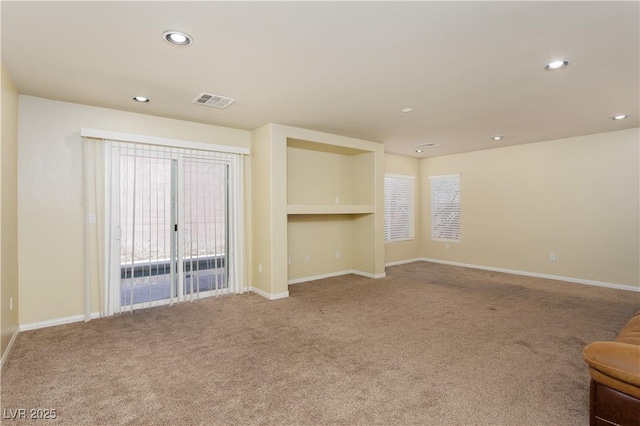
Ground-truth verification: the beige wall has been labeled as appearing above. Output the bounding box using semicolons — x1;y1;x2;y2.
1;65;20;361
18;96;251;325
277;125;385;284
252;125;385;288
16;93;635;330
421;128;640;288
286;147;377;281
287;146;353;280
384;153;422;265
250;124;276;295
288;147;357;205
287;215;353;280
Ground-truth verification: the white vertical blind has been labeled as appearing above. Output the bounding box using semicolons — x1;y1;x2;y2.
181;149;230;302
430;174;461;241
384;174;415;242
83;134;246;320
106;141;244;314
117;143;176;312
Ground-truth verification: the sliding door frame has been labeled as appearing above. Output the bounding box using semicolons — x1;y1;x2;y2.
97;132;246;317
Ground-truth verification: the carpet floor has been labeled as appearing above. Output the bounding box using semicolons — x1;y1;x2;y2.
1;262;638;425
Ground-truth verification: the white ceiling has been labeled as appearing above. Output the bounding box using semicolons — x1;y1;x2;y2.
2;1;638;157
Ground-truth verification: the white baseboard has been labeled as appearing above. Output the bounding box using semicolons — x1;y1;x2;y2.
249;287;289;300
352;270;386;279
420;258;640;293
20;312;101;332
1;327;19;369
385;258;424;267
288;270;353;285
288;270;385;285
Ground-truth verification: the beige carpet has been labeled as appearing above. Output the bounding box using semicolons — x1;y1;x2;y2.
1;262;638;425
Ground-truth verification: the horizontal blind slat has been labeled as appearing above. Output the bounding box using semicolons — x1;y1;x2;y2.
431;175;461;240
384;175;415;242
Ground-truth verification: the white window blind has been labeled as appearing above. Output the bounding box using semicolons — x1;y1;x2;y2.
430;174;461;241
384;174;415;242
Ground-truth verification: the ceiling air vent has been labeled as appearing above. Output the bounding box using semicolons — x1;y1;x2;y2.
416;142;441;149
192;92;236;109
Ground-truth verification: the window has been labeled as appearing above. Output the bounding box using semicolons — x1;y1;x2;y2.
430;174;460;241
384;174;415;242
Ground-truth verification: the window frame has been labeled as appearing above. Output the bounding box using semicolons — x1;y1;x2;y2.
384;173;416;243
429;174;461;242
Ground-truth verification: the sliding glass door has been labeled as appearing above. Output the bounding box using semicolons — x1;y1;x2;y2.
181;157;228;298
110;143;230;312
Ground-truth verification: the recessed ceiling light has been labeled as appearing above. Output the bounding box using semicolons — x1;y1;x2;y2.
401;107;413;113
544;60;570;70
163;30;193;46
132;96;150;103
610;114;629;120
492;136;504;141
415;149;424;153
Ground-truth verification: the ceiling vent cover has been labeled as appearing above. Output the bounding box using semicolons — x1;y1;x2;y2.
415;142;441;149
192;92;236;109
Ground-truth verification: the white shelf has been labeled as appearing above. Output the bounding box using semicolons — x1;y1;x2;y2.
287;204;375;215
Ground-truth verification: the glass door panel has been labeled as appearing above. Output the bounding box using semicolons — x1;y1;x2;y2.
113;144;231;312
119;153;175;308
182;158;229;297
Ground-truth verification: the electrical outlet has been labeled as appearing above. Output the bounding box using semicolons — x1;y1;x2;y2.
258;264;263;273
335;197;340;204
549;253;556;261
287;257;291;265
88;213;96;224
445;243;450;250
335;250;340;258
305;255;311;263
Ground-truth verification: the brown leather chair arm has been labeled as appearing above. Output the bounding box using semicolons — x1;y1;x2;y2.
583;341;640;387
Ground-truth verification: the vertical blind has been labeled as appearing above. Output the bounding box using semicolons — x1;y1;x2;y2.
116;143;176;311
430;174;461;240
182;152;229;301
110;141;243;314
82;131;246;320
384;174;415;242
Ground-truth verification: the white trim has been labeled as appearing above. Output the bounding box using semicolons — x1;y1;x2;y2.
288;270;385;284
420;258;640;293
1;328;20;369
385;237;415;243
249;287;289;300
288;270;354;285
385;258;424;267
20;312;101;332
81;128;250;155
384;173;416;180
353;270;386;279
429;173;460;179
384;174;415;243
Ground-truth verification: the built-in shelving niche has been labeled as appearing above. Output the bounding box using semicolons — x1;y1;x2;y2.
286;138;377;283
